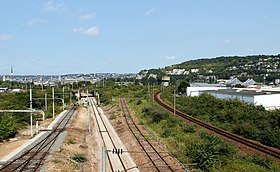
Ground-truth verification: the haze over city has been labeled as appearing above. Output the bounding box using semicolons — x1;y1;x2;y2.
1;1;280;75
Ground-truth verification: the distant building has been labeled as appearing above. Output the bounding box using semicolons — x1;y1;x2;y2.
200;89;280;110
187;83;226;96
275;79;280;85
243;79;256;86
11;89;23;93
148;74;157;79
0;88;8;93
161;76;170;87
191;68;199;73
115;82;134;86
225;78;243;86
2;75;6;81
225;77;257;87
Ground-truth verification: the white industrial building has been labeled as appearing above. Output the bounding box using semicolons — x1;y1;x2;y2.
186;83;226;96
199;89;280;110
186;82;280;110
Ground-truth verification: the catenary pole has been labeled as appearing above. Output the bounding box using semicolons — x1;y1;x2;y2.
30;85;33;137
52;86;55;119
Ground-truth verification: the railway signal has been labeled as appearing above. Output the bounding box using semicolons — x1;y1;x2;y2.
112;148;123;155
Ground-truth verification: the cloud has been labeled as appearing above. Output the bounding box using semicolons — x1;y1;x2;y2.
42;1;67;13
27;18;48;26
79;13;95;20
145;6;157;16
0;34;14;41
224;39;231;44
73;26;100;36
165;55;176;60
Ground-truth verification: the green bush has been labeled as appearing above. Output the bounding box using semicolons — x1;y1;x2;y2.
0;115;18;141
247;156;272;170
136;99;142;105
142;106;153;114
186;141;219;170
183;123;196;133
71;153;87;163
161;128;173;138
186;132;238;170
110;113;116;120
142;106;168;123
218;142;237;157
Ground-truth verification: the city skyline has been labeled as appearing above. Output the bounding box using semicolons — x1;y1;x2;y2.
1;1;280;75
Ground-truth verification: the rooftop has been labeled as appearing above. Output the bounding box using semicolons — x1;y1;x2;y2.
201;89;280;97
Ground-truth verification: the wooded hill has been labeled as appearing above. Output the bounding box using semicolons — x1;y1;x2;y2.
138;54;280;84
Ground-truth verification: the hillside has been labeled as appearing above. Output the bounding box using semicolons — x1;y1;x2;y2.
137;54;280;84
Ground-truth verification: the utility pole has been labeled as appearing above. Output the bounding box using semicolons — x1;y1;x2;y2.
63;87;65;110
41;78;44;92
152;84;155;104
52;86;55;119
87;89;90;132
173;89;176;116
45;93;47;110
102;147;106;172
148;83;150;102
30;85;33;137
70;91;72;105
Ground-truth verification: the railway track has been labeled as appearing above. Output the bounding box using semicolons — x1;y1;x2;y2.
89;98;129;172
120;97;187;172
0;107;77;172
154;92;280;160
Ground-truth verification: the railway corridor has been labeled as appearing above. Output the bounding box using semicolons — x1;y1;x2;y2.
0;108;77;172
154;92;280;160
89;98;139;172
120;98;187;172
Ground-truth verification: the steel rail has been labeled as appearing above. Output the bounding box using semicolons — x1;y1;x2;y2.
0;107;76;172
89;98;114;171
89;98;127;172
120;98;161;172
154;92;280;160
121;97;186;172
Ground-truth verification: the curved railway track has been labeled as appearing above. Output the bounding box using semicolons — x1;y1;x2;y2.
89;98;127;172
154;92;280;160
120;97;187;172
0;107;77;172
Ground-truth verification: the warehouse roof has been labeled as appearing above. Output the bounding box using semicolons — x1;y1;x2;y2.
201;89;280;97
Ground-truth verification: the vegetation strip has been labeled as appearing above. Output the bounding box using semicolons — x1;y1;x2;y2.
121;97;186;171
154;92;280;160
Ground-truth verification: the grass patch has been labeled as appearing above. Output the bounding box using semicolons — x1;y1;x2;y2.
67;139;76;144
71;153;87;163
110;113;117;120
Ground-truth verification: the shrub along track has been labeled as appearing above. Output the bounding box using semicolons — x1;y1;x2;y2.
120;97;187;172
154;92;280;160
0;107;77;172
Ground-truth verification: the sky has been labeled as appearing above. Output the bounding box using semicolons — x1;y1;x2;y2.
0;1;280;75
